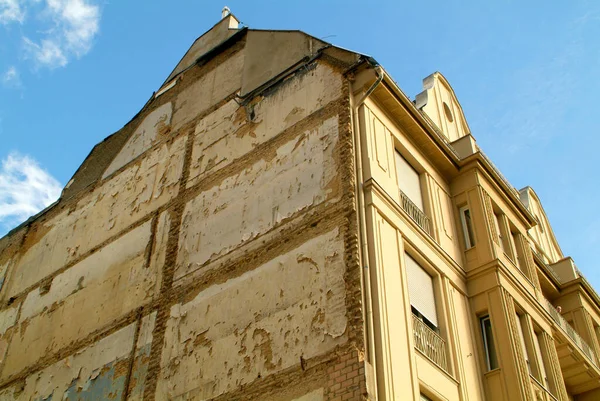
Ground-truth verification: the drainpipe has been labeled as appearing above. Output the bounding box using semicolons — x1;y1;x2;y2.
349;62;383;399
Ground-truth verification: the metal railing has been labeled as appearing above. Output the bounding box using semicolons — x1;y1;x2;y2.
412;314;449;372
573;267;600;313
532;249;562;283
542;298;598;367
530;375;558;401
478;150;522;199
399;190;432;236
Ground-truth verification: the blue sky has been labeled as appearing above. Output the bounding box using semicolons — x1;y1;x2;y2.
0;1;598;287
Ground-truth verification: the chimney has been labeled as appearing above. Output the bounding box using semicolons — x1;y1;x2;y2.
222;6;231;19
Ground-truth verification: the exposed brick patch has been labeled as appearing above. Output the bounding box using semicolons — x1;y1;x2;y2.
324;350;367;401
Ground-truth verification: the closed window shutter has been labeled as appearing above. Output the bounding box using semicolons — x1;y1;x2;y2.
405;254;438;327
395;151;423;210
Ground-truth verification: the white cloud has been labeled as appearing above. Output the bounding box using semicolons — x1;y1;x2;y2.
0;0;25;25
23;37;67;68
47;0;99;56
1;66;22;87
20;0;100;68
0;152;62;232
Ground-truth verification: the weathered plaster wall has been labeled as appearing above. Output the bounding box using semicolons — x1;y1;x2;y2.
3;136;186;302
2;221;160;378
0;33;365;401
157;229;347;400
177;116;340;280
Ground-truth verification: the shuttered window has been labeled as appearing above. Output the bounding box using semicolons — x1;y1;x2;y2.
395;151;423;211
405;254;438;327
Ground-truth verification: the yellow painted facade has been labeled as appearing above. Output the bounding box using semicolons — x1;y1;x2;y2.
0;12;597;401
355;68;600;400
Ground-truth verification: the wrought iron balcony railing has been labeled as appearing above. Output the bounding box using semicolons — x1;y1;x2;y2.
399;190;432;236
542;298;598;367
412;314;449;372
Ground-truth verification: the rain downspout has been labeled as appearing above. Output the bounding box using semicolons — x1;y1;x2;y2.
349;61;383;398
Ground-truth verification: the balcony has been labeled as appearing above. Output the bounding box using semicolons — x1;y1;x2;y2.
542;299;600;394
543;299;596;365
399;190;432;236
412;314;449;372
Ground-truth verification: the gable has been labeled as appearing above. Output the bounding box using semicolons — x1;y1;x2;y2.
415;72;470;142
519;186;563;263
164;14;241;85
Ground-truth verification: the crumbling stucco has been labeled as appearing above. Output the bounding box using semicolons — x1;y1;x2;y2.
171;49;244;132
176;116;339;281
0;304;19;372
0;22;361;401
0;263;8;296
4;137;186;301
187;63;342;188
0;322;136;400
103;102;174;179
292;389;325;401
2;221;160;379
128;312;157;401
157;228;347;400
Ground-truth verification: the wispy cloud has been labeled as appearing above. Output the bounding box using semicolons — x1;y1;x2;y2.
473;8;600;159
0;0;25;25
6;0;101;69
1;66;22;88
48;0;100;57
0;152;62;232
23;37;68;68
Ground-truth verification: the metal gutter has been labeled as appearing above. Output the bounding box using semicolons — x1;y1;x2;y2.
378;70;461;167
349;60;381;400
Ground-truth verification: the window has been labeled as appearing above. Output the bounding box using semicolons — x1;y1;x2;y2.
509;231;520;263
493;211;507;252
515;312;553;391
481;316;499;370
516;314;532;374
459;206;475;249
533;331;550;389
405;254;438;330
395;150;423;211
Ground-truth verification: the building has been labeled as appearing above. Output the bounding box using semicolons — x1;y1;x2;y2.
0;10;599;401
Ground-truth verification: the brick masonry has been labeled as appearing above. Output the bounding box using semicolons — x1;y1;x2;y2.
0;30;369;400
